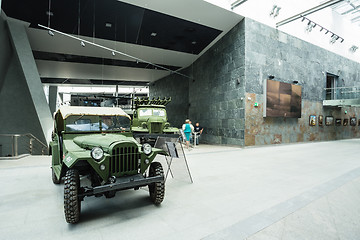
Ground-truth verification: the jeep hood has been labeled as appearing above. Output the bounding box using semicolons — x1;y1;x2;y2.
73;134;138;151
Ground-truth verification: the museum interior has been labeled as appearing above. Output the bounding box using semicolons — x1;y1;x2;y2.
1;0;360;239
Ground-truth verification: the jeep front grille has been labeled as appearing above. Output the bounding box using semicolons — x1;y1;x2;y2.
151;122;162;133
110;145;140;176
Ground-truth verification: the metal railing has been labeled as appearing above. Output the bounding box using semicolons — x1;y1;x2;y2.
0;133;48;157
324;86;360;100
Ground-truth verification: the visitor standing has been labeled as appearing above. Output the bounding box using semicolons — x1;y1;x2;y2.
194;122;203;145
182;119;194;149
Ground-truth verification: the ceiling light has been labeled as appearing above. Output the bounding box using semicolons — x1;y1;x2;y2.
46;11;54;16
305;21;316;32
150;32;157;37
112;51;115;56
191;41;197;45
330;35;337;44
270;5;281;18
48;30;54;36
81;41;85;47
349;45;358;53
105;23;112;28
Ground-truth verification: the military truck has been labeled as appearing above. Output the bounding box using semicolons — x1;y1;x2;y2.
49;106;165;223
131;97;179;145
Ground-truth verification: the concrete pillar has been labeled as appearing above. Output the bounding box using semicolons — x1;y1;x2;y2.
49;86;57;115
3;19;53;144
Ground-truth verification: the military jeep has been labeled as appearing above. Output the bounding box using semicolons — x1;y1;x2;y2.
131;97;179;145
50;106;165;223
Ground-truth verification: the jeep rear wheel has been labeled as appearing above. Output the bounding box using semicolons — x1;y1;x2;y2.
64;169;81;223
52;167;60;184
148;162;165;204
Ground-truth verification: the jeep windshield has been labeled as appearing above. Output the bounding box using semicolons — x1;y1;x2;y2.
65;115;130;132
138;109;166;117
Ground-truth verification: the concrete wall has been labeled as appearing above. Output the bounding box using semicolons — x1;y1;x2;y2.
244;18;360;146
0;14;52;156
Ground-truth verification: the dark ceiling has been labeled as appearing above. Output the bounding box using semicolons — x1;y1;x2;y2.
2;0;222;55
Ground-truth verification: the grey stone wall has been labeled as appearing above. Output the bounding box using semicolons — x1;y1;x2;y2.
188;20;246;146
149;70;190;128
150;17;360;147
244;18;360;146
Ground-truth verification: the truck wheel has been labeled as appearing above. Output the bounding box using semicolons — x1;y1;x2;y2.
64;169;81;223
52;167;60;184
148;162;165;204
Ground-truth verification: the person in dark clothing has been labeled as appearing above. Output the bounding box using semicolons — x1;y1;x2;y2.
194;122;203;145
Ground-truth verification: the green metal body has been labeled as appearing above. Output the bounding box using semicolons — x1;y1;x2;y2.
131;105;179;135
50;109;165;183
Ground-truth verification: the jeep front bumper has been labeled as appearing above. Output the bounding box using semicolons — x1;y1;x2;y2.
78;173;164;198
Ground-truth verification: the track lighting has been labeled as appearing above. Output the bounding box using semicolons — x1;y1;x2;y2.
37;23;192;79
300;16;344;45
48;30;54;36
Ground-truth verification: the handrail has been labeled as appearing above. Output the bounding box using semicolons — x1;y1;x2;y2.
0;133;48;156
0;133;48;148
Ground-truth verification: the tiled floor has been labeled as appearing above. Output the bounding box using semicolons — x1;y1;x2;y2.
1;139;360;239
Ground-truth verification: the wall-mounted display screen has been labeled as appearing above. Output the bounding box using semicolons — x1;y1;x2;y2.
263;79;302;118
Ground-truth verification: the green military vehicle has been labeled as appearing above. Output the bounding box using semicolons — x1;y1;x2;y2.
50;106;165;223
131;97;179;145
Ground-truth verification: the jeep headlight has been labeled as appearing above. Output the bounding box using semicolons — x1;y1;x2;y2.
91;147;104;161
142;143;152;155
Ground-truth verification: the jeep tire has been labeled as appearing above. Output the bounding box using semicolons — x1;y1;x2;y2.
64;169;81;223
148;162;165;204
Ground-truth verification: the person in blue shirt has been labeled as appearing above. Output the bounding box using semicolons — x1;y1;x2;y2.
182;119;194;149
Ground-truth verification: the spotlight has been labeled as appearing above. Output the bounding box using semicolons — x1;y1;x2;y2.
349;45;358;53
112;51;115;56
81;41;85;47
270;5;281;18
48;30;54;36
330;35;337;44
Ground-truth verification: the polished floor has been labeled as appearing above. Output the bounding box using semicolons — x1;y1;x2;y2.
1;139;360;239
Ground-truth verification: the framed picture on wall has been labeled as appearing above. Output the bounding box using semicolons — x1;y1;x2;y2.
350;117;357;126
336;118;342;126
318;115;323;126
343;118;349;126
325;116;334;126
309;115;316;126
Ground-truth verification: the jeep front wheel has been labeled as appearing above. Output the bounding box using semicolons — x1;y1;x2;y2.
64;169;81;223
148;162;165;204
